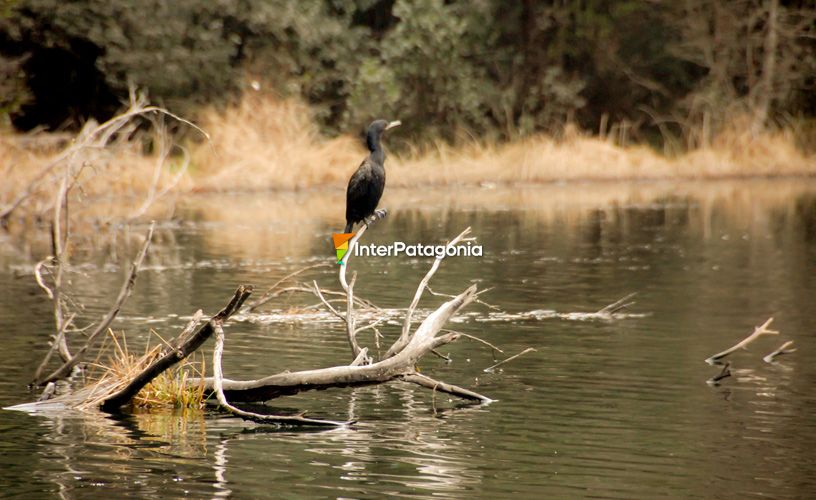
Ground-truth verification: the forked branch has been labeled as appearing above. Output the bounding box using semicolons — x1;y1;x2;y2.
36;222;156;385
705;317;779;364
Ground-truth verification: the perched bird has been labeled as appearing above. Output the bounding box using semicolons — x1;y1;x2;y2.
344;119;401;233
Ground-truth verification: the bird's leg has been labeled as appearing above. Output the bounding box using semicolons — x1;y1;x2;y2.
364;208;388;227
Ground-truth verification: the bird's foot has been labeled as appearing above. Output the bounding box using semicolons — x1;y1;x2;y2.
364;208;388;227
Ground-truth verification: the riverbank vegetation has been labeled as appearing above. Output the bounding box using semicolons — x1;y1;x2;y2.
2;90;815;207
1;1;815;195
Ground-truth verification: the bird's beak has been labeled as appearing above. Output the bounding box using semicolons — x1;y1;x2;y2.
385;120;401;130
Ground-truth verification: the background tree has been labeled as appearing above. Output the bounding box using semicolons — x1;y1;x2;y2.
1;0;813;146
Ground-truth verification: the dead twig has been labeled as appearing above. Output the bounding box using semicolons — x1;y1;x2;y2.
705;317;779;365
596;293;638;315
36;222;155;385
763;341;796;363
442;329;504;354
401;373;492;403
484;348;536;373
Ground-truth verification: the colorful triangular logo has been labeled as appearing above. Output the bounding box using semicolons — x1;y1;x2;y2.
332;233;355;264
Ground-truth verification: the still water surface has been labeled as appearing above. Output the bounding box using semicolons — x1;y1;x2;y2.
0;180;815;498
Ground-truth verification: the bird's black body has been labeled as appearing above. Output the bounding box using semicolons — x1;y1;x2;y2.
344;119;399;233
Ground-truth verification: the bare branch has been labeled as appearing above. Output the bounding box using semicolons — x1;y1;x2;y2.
763;340;796;363
312;281;344;320
350;347;371;367
37;222;156;385
705;317;779;364
32;312;76;383
385;227;473;359
400;373;492;403
443;329;504;354
211;323;350;427
193;285;483;403
344;272;363;359
596;293;638;315
99;285;252;411
484;348;537;373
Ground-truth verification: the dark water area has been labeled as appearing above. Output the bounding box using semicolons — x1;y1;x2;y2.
1;180;815;498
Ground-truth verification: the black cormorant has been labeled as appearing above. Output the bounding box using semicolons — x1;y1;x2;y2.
344;119;401;233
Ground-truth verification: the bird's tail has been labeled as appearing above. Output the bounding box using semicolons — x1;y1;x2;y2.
344;222;353;233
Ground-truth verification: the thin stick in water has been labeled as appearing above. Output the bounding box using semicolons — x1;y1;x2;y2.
483;347;536;373
763;341;796;363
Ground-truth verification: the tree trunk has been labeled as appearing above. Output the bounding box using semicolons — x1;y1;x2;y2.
753;0;778;132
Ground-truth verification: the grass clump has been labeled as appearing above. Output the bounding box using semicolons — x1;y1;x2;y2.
83;329;206;410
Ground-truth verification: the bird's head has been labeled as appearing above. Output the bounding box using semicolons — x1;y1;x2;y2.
366;119;401;151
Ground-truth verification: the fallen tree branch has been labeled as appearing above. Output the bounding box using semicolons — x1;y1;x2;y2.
400;373;492;403
0;93;208;223
763;341;796;363
194;285;484;403
36;222;156;385
705;317;779;365
385;227;473;359
212;323;350;427
100;286;251;411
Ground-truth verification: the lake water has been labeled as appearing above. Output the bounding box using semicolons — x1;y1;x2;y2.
1;180;815;498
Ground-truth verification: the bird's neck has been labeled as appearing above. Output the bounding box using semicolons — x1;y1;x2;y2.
367;135;385;165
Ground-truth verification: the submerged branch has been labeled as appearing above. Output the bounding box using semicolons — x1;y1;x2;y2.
100;285;252;411
705;317;778;364
763;340;796;363
212;324;350;427
706;362;732;386
193;285;484;403
484;348;537;373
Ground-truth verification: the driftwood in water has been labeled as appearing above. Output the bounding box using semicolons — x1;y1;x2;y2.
12;224;494;422
199;285;490;403
6;286;251;413
192;226;493;406
100;285;252;411
211;323;352;427
763;340;796;363
484;347;537;373
705;317;779;364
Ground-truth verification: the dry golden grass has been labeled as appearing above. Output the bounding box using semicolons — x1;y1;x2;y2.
0;105;194;228
192;94;815;192
80;329;206;410
191;92;362;191
3;93;814;204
